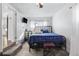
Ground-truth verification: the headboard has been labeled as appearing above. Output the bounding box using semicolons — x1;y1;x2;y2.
41;26;52;33
32;26;52;34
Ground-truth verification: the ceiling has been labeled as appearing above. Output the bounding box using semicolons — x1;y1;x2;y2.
9;3;74;17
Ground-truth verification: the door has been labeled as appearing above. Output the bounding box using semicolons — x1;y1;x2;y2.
8;9;16;45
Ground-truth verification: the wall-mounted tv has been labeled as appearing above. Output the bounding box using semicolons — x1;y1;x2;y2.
22;17;28;23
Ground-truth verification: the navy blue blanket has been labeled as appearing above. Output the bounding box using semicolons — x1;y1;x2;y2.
28;33;65;46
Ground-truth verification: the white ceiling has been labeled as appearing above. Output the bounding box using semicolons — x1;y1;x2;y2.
10;3;74;17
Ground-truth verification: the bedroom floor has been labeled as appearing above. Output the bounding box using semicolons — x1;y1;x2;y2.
16;42;69;56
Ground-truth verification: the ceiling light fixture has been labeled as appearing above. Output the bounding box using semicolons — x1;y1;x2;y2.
36;0;43;8
37;3;43;8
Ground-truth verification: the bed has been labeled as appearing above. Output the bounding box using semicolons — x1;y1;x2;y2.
28;32;66;50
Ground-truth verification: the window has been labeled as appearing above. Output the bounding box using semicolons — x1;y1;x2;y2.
30;21;48;30
30;22;35;29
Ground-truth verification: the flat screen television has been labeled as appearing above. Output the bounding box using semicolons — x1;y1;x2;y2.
22;17;28;23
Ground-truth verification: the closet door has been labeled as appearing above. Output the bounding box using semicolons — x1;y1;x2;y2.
2;4;17;48
2;4;8;48
8;8;16;44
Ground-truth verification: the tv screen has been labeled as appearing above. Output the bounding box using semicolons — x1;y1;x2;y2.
22;17;28;23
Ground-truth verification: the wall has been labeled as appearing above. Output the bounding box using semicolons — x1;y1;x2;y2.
52;5;74;53
70;4;79;56
16;12;26;43
0;3;2;52
76;4;79;55
26;17;52;31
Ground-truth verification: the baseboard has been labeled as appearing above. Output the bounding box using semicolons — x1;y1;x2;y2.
12;45;22;56
2;44;23;56
3;42;16;52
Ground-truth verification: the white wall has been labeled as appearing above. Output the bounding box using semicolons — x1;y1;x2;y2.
16;12;26;43
26;17;52;31
76;4;79;55
52;4;79;56
0;3;2;52
52;5;74;53
70;4;79;56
